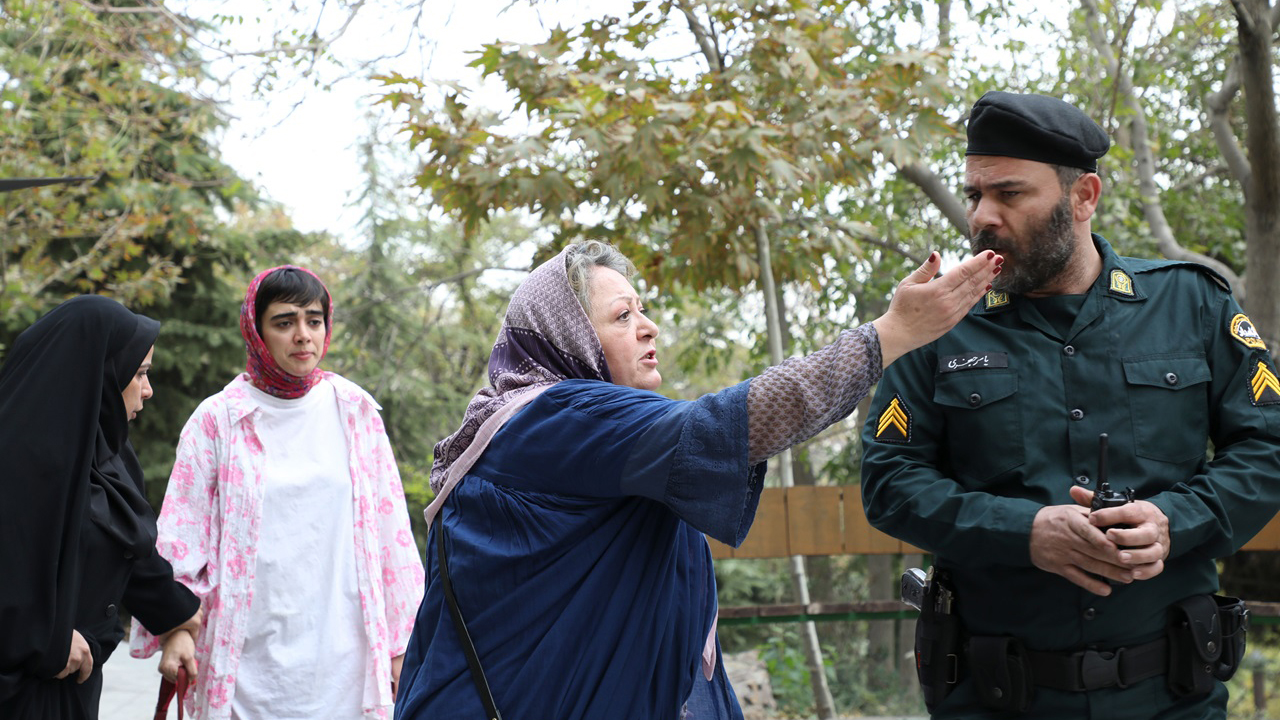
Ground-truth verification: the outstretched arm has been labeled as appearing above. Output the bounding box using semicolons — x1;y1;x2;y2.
746;251;1001;463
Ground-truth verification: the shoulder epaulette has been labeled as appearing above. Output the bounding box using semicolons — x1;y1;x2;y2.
1123;256;1232;292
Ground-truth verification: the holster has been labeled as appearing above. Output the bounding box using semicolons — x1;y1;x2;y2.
1213;595;1250;682
1165;594;1249;697
914;572;962;712
967;636;1034;714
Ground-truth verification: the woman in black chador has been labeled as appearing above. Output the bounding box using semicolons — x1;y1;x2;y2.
0;296;201;719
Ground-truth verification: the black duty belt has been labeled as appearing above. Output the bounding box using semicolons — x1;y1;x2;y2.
1027;637;1168;692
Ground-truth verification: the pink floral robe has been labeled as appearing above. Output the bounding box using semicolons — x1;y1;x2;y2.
130;374;425;720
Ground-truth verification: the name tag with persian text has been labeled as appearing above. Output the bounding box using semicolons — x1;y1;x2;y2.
939;352;1008;373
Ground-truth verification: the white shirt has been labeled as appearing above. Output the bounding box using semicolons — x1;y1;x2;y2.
231;382;368;720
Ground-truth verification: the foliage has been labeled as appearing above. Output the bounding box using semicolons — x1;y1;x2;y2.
761;629;822;716
1225;638;1280;718
1050;0;1248;268
0;0;311;496
0;1;243;316
379;0;959;303
311;129;534;549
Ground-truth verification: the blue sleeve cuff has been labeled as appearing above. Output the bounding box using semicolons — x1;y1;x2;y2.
621;380;764;546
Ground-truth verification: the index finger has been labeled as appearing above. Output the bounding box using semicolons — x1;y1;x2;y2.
936;251;1001;296
77;655;93;684
1089;502;1149;530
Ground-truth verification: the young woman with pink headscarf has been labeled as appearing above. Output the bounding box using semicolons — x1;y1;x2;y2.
131;266;424;720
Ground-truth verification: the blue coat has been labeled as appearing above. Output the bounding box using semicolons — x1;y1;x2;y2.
396;379;764;720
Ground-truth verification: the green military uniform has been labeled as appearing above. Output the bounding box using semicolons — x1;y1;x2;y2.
861;235;1280;719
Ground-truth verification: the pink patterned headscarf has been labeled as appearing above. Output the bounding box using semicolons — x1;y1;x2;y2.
239;265;333;399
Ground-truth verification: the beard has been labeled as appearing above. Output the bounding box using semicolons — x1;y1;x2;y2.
970;196;1076;295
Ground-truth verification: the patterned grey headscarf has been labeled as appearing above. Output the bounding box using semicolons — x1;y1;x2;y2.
429;246;610;493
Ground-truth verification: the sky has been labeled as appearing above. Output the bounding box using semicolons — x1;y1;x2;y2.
189;0;1073;245
192;0;611;238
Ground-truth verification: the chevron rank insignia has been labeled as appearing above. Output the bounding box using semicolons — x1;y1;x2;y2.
874;394;912;444
984;290;1009;310
1108;269;1134;297
1250;360;1280;406
1231;313;1268;351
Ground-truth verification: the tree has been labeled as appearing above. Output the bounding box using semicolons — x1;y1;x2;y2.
0;0;312;493
316;125;536;549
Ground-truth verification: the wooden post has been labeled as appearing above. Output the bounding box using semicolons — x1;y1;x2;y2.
1253;659;1267;718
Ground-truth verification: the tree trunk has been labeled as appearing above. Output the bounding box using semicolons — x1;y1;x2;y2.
755;223;837;719
866;554;895;692
1233;0;1280;347
1078;0;1243;294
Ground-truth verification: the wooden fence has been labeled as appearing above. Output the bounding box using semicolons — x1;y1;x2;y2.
712;486;1280;625
709;485;1280;559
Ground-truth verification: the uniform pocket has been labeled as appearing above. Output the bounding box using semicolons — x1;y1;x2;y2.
1122;353;1210;463
934;370;1024;483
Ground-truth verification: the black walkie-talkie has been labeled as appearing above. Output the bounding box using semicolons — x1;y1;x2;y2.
1089;433;1135;587
1090;433;1135;514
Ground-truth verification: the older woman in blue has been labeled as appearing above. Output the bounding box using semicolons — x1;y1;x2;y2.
395;241;1001;719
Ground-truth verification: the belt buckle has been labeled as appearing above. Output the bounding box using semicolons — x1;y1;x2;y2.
1078;647;1127;691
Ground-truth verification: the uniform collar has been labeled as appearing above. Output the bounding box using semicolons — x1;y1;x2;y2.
977;233;1144;316
1091;234;1146;302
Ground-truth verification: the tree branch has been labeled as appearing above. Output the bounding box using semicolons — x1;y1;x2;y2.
1206;57;1252;188
896;0;965;239
896;161;968;236
937;0;952;48
674;0;724;72
828;219;921;263
78;2;167;13
1079;0;1244;296
1170;164;1230;193
1205;2;1280;192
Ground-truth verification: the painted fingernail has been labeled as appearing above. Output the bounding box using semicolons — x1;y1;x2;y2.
994;267;1002;275
985;283;993;291
930;251;939;262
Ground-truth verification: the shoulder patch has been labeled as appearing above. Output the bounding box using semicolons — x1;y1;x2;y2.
984;290;1010;310
874;394;912;444
1250;360;1280;406
1108;269;1134;297
1230;313;1268;351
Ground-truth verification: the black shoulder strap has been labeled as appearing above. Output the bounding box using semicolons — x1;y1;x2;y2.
435;514;503;720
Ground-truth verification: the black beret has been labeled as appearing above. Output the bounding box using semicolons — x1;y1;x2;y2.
966;91;1110;172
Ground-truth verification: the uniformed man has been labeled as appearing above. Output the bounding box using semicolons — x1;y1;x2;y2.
860;91;1280;719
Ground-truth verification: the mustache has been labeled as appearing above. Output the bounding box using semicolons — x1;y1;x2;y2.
970;230;1002;252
